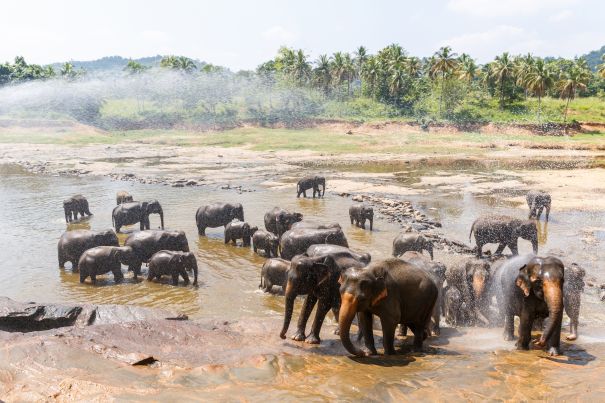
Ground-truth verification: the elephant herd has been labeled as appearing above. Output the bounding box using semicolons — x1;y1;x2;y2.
57;185;582;358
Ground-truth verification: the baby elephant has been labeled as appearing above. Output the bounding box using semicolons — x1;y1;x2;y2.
78;246;134;284
225;221;258;247
148;250;198;286
526;190;551;221
444;286;470;327
116;191;134;205
259;258;290;293
63;194;92;223
392;233;433;260
253;230;279;257
349;204;374;231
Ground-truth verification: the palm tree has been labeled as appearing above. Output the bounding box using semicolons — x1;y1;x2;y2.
597;54;605;79
457;54;477;84
524;59;555;121
361;56;381;98
430;46;458;117
354;46;368;96
513;53;535;98
332;52;355;97
343;53;355;96
124;60;146;74
177;56;196;72
313;54;332;96
404;57;421;78
490;52;514;109
556;62;591;124
290;49;311;86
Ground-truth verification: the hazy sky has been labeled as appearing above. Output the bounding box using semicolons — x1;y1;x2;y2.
2;0;604;70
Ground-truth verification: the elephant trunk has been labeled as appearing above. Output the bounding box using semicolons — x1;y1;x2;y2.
159;207;165;229
339;292;364;356
540;280;563;345
191;259;198;286
369;217;373;231
280;279;296;339
322;182;325;197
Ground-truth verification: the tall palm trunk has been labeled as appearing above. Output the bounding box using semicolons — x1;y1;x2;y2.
500;78;505;110
439;71;445;118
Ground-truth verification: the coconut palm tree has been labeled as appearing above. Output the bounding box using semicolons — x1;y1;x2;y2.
457;54;477;84
313;54;332;96
430;46;458;117
331;52;346;97
343;53;355;96
556;62;591;124
291;49;311;86
524;59;555;121
354;46;368;96
404;56;421;78
490;52;514;109
361;56;381;98
124;60;146;74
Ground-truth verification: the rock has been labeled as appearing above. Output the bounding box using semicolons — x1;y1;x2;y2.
352;195;364;202
185;180;197;186
0;297;184;332
172;183;184;187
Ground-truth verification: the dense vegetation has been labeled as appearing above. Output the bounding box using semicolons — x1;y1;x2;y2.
1;46;605;130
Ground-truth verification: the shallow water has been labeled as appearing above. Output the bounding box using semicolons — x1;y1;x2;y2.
1;162;604;400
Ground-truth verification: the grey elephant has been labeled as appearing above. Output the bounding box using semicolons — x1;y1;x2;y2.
443;286;469;327
392;233;434;260
349;204;374;231
527;190;551;221
469;215;538;258
401;251;446;336
253;230;279;257
279;226;349;260
264;207;303;238
445;257;491;325
124;230;189;279
224;221;258;247
116;191;134;205
196;202;244;236
63;194;92;223
259;258;290;293
78;246;135;284
290;222;341;230
339;258;438;356
297;175;325;198
563;263;585;341
57;229;119;271
280;245;370;344
494;254;565;356
112;200;164;233
147;250;198;286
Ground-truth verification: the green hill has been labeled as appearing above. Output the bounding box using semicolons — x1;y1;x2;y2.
583;45;605;71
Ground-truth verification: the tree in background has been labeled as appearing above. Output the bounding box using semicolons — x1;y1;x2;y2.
313;54;332;97
430;46;458;117
354;46;368;96
124;60;147;74
598;54;605;79
556;60;591;123
524;58;555;121
160;56;197;72
490;52;515;109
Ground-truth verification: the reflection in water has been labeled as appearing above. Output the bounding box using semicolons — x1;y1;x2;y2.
1;163;605;399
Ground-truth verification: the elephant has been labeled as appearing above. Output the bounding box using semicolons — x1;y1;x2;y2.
339;258;438;356
495;254;564;356
290;222;341;230
57;229;119;271
259;258;290;293
563;263;585;341
469;215;538;258
280;245;370;344
392;233;434;260
263;207;303;238
116;191;134;205
401;251;446;336
279;227;349;260
112;200;164;233
445;257;491;326
253;230;279;257
147;250;198;286
349;204;374;231
443;286;469;327
296;175;325;198
196;202;244;236
224;221;258;247
527;190;551;221
63;194;92;223
78;246;135;284
124;230;189;279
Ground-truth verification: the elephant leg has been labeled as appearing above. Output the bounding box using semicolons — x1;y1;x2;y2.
198;226;206;236
508;242;519;256
565;294;579;341
380;316;398;355
113;265;124;283
306;297;332;344
331;306;341;335
494;242;506;255
503;310;515;341
180;268;190;285
398;325;408;337
171;272;179;286
431;298;441;336
91;274;97;284
409;324;426;351
293;294;318;341
476;241;484;258
516;307;534;350
545;205;550;221
147;270;154;281
129;263;142;280
536;207;544;220
359;311;378;355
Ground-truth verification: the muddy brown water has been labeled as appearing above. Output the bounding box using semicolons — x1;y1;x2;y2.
1;162;605;400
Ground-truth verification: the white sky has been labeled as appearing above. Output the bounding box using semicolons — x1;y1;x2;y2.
1;0;604;70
